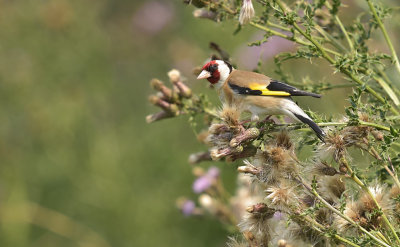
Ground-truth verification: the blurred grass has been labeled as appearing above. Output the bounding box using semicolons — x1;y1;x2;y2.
0;0;397;246
0;0;252;246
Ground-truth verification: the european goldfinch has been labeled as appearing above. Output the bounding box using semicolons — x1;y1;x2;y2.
197;60;325;141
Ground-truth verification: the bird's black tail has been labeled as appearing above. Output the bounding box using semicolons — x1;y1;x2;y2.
290;90;321;98
293;113;325;141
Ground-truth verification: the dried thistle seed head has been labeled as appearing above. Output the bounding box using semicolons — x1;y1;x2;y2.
318;174;345;202
286;221;324;245
239;0;255;25
230;174;265;220
317;130;347;161
226;237;248;247
238;207;272;245
335;201;362;231
266;146;286;165
359;184;393;215
301;194;316;207
219;104;241;127
253;146;297;185
265;183;299;211
390;185;400;199
275;131;293;150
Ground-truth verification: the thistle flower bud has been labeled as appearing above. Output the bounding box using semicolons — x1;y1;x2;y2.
148;95;179;114
226;145;257;162
246;203;274;216
208;123;229;135
312;161;338;176
176;197;203;216
150;79;172;99
198;194;217;214
192;166;220;193
196;130;209;144
192;166;205;177
239;0;255;25
371;130;384;141
146;111;173;123
188;151;212;164
230;128;259;147
278;239;293;247
193;9;217;21
238;165;260;175
168;69;192;98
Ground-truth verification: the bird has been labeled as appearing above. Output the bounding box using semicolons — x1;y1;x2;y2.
196;59;325;141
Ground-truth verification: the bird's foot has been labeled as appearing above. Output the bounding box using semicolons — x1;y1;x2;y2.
260;115;275;124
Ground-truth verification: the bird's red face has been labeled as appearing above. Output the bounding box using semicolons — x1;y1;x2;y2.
197;60;220;84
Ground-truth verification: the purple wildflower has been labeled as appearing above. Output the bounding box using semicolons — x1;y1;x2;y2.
192;166;220;193
181;200;196;216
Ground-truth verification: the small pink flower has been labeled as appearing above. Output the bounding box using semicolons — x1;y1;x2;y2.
192;166;220;193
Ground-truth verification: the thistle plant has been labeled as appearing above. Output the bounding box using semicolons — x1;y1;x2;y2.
147;0;400;246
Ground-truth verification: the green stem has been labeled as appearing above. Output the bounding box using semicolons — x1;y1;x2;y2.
273;0;400;116
278;120;390;131
249;22;341;57
325;1;354;52
366;0;400;76
314;24;348;53
318;83;357;91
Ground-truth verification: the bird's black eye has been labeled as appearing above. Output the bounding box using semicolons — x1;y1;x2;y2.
207;64;218;73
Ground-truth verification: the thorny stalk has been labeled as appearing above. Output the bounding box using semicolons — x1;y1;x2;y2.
366;0;400;76
273;0;399;115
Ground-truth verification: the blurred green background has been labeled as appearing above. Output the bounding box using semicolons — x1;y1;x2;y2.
0;0;398;246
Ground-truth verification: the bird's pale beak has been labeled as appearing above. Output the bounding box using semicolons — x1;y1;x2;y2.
197;70;211;80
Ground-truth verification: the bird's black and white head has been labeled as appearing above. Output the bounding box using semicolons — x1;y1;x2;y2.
197;60;233;89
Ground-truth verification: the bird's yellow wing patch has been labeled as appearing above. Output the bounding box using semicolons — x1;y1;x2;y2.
248;83;291;96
